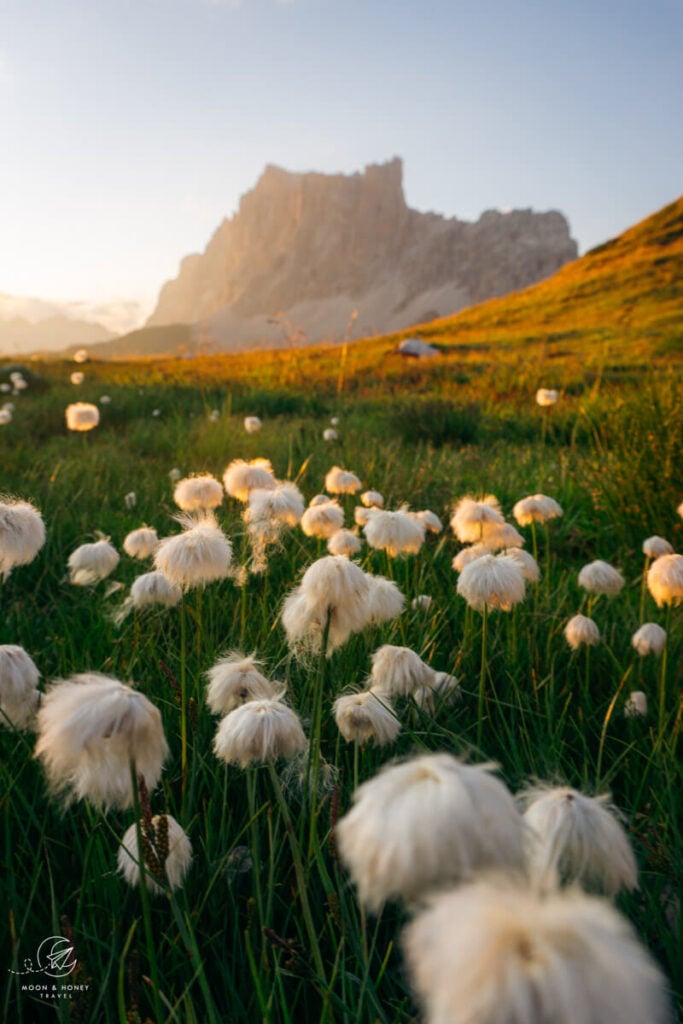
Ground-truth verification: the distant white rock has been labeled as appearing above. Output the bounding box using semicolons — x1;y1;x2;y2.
397;337;439;358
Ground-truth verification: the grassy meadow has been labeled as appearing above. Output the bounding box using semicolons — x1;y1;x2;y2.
0;339;682;1022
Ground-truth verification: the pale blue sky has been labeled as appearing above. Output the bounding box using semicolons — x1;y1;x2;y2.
2;0;682;325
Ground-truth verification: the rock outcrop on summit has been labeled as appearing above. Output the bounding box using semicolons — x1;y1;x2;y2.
148;158;577;350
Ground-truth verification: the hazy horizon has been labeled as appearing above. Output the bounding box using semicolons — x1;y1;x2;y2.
3;0;682;332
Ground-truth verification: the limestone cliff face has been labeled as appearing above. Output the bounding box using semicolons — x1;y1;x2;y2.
148;158;577;348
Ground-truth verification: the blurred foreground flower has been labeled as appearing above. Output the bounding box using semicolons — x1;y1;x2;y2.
118;814;192;894
0;496;45;579
0;644;40;730
66;402;100;432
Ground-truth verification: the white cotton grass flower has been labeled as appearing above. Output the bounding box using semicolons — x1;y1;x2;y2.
451;542;491;573
223;458;276;502
300;499;345;539
564;614;600;650
536;387;559;406
678;500;683;519
151;409;161;418
169;467;181;483
0;383;9;393
246;482;304;528
323;427;339;442
324;465;362;495
73;348;88;363
414;509;443;534
647;552;683;607
0;645;40;731
457;553;526;612
117;815;192;894
500;547;540;583
205;652;276;715
632;622;667;656
513;493;564;526
209;409;220;423
625;691;648;718
368;644;435;698
480;520;525;551
519;785;638;896
330;416;340;426
99;395;111;404
0;409;11;425
282;555;372;656
65;402;100;432
309;493;330;507
124;491;137;510
244;415;262;434
412;671;462;713
70;371;84;385
68;537;120;586
363;508;426;558
2;402;14;412
354;505;376;527
0;496;46;578
213;698;307;767
450;495;504;544
642;536;674;559
173;473;224;512
154;512;232;590
578;559;625;596
333;690;401;746
364;575;405;625
361;490;384;508
34;673;168;810
335;754;526;912
403;878;671;1024
412;593;433;611
327;529;361;557
123;527;159;560
130;571;182;609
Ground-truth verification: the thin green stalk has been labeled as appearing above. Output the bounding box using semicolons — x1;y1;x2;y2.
180;597;188;811
307;612;331;857
596;664;633;785
129;761;164;1024
266;761;328;990
639;555;650;625
246;769;267;966
477;604;488;749
658;603;673;735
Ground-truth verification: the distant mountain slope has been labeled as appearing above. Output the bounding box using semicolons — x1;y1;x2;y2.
0;313;115;356
411;193;683;357
146;158;577;351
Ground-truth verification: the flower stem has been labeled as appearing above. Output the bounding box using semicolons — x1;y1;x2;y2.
477;604;488;748
658;603;673;735
129;761;164;1024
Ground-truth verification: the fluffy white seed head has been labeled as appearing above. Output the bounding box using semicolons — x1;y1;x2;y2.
124;491;137;510
578;560;625;596
323;427;339;441
513;494;564;526
100;395;111;404
452;542;491;573
244;415;262;434
412;671;462;713
336;754;527;911
73;348;88;363
363;509;426;558
536;387;559;406
68;538;120;586
130;571;183;609
34;673;168;809
564;614;600;650
169;467;181;483
647;553;683;607
404;879;671;1024
65;402;100;432
223;458;276;502
412;593;433;611
300;500;344;539
354;505;376;527
0;645;40;730
361;490;384;508
333;691;401;746
457;553;526;612
205;653;276;715
369;644;435;698
519;785;638;896
324;465;362;495
642;536;674;559
70;371;84;385
123;527;159;560
625;691;648;718
118;815;192;894
632;622;667;656
327;528;361;557
0;409;12;425
501;547;540;583
414;509;443;533
364;575;405;624
309;493;331;507
0;496;46;578
246;482;304;528
173;473;224;512
450;496;504;544
282;555;372;656
481;521;525;550
154;513;232;590
213;698;307;767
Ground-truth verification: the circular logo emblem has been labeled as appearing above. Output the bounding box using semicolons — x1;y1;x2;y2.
36;937;77;978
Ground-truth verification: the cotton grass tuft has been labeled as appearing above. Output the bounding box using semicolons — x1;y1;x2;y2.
0;645;40;730
363;508;426;558
154;512;232;590
123;527;159;560
213;698;306;767
631;622;667;656
513;494;563;526
450;496;504;544
300;499;344;540
205;653;276;715
457;553;526;612
564;614;600;650
0;496;46;578
324;465;362;495
578;560;625;596
68;538;120;586
223;459;276;502
647;553;683;607
368;644;434;698
174;473;224;512
333;691;401;746
118;815;192;894
65;402;100;432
